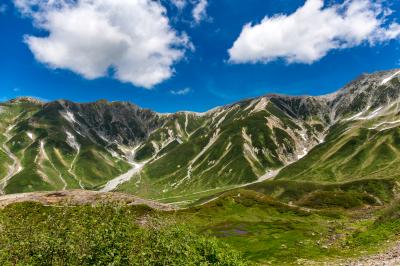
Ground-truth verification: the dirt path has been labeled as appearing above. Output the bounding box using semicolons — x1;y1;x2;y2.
0;190;176;211
337;241;400;266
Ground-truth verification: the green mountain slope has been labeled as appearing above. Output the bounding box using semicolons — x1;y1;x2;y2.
1;69;400;199
0;98;134;193
276;77;400;183
119;98;327;199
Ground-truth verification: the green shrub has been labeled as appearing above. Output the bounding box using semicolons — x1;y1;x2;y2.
0;202;247;265
297;191;377;209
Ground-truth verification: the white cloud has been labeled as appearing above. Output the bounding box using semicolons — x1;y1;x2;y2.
192;0;208;24
170;87;191;95
171;0;186;10
14;0;191;88
228;0;400;64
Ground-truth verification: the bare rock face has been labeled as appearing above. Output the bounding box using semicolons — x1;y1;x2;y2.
37;99;165;146
324;69;400;122
7;97;45;106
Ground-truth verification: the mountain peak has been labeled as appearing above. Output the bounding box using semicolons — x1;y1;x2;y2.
7;97;44;105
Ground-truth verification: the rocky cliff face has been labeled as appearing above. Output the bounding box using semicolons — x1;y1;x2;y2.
36;100;164;146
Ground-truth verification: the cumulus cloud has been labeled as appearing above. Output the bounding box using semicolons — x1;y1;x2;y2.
192;0;208;24
170;87;191;95
14;0;191;88
229;0;400;64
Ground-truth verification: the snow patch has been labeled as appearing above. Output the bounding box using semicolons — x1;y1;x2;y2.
151;141;160;153
360;107;383;120
26;132;35;141
256;169;282;183
250;97;268;113
100;146;146;192
297;129;308;141
60;110;78;124
346;107;383;121
107;149;119;158
65;131;80;151
297;147;308;159
381;70;400;85
100;162;144;192
97;132;110;143
344;111;364;121
184;113;189;135
369;119;400;130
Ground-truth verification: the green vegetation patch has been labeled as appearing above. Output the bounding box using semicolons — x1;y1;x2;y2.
0;202;248;266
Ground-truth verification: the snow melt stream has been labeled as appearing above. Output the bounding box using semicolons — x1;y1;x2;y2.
100;146;146;192
100;161;145;192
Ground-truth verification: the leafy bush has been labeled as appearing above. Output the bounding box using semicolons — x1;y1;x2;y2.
0;202;247;265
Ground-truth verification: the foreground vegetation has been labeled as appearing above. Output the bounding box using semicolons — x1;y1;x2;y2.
1;176;400;265
0;202;247;265
178;178;400;265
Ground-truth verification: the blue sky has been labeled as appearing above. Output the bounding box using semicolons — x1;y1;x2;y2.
1;0;400;112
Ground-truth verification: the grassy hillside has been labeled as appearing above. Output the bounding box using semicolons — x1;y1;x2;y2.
0;101;131;194
179;181;400;265
276;114;400;183
119;100;326;200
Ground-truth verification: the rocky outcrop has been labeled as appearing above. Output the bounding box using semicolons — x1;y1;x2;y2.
0;190;176;211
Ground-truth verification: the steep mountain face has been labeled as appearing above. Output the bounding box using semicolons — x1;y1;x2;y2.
44;100;163;146
121;95;329;199
0;99;165;194
1;69;400;199
326;70;400;120
276;70;400;183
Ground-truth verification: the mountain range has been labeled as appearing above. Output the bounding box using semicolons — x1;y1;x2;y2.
1;69;400;204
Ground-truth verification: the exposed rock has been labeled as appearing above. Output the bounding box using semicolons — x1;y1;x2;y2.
0;190;176;211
